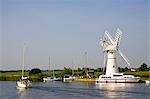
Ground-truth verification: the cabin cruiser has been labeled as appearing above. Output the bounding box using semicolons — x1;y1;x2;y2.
96;73;140;83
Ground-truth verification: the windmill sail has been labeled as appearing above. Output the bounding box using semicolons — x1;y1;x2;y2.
118;49;130;66
115;29;122;47
104;31;115;45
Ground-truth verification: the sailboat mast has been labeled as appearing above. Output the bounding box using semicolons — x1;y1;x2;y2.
48;56;50;72
53;69;54;77
71;59;74;76
49;56;54;76
22;44;25;79
84;52;88;78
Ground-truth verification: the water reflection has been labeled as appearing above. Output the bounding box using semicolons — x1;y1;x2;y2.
96;83;135;98
17;88;28;99
96;83;135;90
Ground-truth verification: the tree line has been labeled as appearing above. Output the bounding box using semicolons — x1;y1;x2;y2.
29;63;149;75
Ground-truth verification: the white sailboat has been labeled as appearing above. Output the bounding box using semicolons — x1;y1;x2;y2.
96;29;140;83
43;57;62;82
145;71;150;84
43;69;62;82
145;80;150;84
63;60;74;82
63;75;73;82
17;44;30;88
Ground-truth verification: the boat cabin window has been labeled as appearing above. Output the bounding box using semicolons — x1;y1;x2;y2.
125;77;130;78
113;75;122;76
101;77;111;78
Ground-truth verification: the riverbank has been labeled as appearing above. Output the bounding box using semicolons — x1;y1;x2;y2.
0;72;43;82
0;71;149;82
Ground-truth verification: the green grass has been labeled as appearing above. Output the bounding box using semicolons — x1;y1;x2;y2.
0;72;29;81
95;72;105;77
124;71;150;77
124;71;150;80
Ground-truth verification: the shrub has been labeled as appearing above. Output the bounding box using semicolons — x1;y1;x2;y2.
29;68;42;75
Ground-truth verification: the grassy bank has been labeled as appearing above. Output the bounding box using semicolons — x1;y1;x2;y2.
0;71;64;82
0;71;149;82
0;72;43;82
0;72;27;81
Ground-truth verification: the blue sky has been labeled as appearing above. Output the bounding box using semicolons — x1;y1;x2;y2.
1;0;149;70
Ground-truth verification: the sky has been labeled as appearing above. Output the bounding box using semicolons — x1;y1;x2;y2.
0;0;149;70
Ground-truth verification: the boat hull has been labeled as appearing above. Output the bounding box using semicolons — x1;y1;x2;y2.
54;78;62;81
63;75;73;82
43;78;53;82
17;81;30;88
96;78;140;83
145;80;150;84
63;78;72;82
43;77;62;82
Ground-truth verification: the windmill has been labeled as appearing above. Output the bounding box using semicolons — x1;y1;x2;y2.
100;29;130;75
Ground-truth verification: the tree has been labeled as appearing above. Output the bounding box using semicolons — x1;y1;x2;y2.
64;67;72;75
124;67;129;72
77;68;82;72
29;68;42;75
96;68;102;72
139;63;148;71
77;67;86;76
118;67;126;72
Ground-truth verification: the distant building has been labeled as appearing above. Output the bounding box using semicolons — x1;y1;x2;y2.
130;68;139;72
87;70;95;77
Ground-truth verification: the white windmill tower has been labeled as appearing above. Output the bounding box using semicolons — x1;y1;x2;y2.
100;29;130;75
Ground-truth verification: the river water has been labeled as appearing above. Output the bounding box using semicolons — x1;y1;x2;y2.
0;81;149;99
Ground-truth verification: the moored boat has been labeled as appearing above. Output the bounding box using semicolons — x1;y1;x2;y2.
17;77;31;88
17;44;31;89
96;73;140;83
145;80;150;84
43;76;62;82
63;75;73;82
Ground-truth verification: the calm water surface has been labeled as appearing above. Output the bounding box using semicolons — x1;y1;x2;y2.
0;81;149;99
